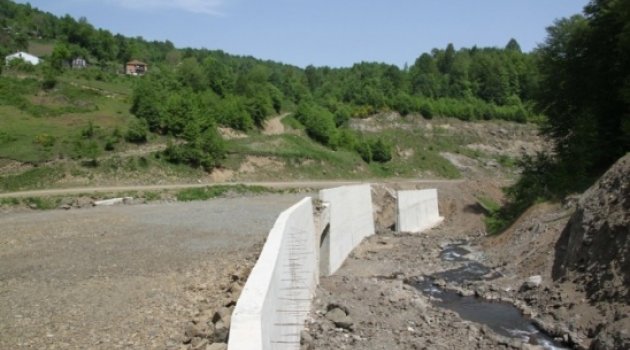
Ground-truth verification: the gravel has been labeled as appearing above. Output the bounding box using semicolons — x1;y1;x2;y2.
0;193;309;349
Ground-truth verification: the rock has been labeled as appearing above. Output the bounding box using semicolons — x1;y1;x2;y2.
325;307;353;331
93;197;131;206
212;307;233;327
300;330;313;349
591;318;630;350
184;322;206;339
206;343;227;350
213;320;229;343
228;283;242;297
527;275;543;286
552;154;630;304
520;280;540;292
191;337;208;350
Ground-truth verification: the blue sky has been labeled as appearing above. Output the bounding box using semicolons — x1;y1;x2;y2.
17;0;589;68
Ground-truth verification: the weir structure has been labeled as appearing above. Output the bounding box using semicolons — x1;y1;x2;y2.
228;185;442;350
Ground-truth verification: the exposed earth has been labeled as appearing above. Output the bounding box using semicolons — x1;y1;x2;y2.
303;155;629;350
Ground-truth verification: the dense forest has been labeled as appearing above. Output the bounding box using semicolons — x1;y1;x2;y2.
1;0;628;214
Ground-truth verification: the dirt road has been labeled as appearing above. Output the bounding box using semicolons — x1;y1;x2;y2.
0;193;308;349
0;179;463;199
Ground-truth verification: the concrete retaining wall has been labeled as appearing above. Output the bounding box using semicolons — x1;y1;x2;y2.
229;186;443;349
319;184;375;275
228;197;318;350
397;189;443;233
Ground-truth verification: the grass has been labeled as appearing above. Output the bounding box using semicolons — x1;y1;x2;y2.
281;114;305;130
362;128;463;178
175;184;276;201
23;196;61;210
0;166;65;192
0;196;60;210
28;40;55;57
474;196;506;235
226;133;366;179
476;196;501;213
0;74;138;163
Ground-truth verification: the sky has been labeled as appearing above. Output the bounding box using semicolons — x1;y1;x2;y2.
16;0;589;68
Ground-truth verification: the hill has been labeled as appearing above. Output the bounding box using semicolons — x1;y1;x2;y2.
0;0;544;195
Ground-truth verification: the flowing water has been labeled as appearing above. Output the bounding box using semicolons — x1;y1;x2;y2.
412;243;568;350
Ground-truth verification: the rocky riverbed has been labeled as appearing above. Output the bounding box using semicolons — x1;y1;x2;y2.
302;163;629;350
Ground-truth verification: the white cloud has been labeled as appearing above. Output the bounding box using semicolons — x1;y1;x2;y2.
107;0;225;15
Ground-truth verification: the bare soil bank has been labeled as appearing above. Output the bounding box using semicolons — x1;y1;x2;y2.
304;163;629;350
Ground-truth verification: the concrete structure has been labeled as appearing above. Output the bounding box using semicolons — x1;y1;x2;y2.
319;184;375;275
125;60;148;75
5;51;40;66
228;198;318;350
72;57;87;69
229;185;444;350
92;197;133;206
396;189;443;233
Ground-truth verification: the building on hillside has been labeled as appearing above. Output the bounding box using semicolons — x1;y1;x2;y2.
125;60;147;75
5;51;41;66
72;57;87;69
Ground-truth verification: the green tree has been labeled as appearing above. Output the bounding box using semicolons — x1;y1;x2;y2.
125;118;149;143
505;38;522;53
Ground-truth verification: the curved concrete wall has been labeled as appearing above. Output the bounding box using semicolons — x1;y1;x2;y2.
228;197;317;350
397;189;443;233
319;184;375;275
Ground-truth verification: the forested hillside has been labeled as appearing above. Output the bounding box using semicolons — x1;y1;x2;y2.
1;0;628;219
0;0;544;172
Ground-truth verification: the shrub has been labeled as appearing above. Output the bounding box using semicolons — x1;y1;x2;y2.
370;138;393;163
294;102;338;148
125;119;149;143
163;126;226;171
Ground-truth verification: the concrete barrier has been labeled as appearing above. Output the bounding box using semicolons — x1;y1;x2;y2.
319;184;375;275
228;197;318;350
396;189;443;233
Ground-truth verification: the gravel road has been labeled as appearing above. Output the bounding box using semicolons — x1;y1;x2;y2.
0;193;309;349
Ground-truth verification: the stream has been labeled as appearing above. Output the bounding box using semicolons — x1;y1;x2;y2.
411;243;568;350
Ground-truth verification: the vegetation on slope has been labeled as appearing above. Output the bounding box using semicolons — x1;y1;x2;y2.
488;0;630;234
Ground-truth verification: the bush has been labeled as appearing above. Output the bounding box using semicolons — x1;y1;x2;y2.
356;140;372;162
125;119;149;143
163;126;226;171
294;102;338;148
370;138;392;163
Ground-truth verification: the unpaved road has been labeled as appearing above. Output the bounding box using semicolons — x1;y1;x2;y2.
0;193;308;349
262;113;289;135
0;179;463;199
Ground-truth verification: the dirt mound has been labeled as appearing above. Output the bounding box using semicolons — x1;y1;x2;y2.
552;154;630;303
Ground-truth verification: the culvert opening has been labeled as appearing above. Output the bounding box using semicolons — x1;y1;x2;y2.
319;223;330;276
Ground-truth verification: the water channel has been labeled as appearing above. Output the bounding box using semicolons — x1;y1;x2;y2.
411;243;568;350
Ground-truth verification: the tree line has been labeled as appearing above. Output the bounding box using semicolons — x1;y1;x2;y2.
488;0;630;233
2;0;626;196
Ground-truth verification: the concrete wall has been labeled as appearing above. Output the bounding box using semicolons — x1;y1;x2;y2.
319;184;375;275
228;197;318;350
397;189;444;233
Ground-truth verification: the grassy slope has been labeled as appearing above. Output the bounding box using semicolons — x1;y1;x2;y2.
1;69;523;192
0;73;136;163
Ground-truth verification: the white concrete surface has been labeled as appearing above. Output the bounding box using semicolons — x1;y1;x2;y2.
397;189;443;233
5;51;40;65
228;197;318;350
92;197;133;206
319;184;375;275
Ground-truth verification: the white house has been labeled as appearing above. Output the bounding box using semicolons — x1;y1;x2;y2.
5;51;41;66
